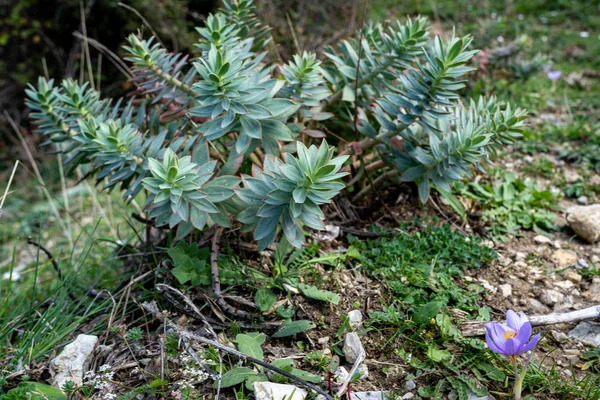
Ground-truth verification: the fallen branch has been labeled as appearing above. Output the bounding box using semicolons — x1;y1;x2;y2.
141;301;333;400
461;305;600;337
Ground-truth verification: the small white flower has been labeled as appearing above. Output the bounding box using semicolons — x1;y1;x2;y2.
99;364;112;372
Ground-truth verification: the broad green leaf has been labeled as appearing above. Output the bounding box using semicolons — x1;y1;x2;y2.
296;283;340;305
272;320;315;338
216;367;257;388
4;382;66;400
236;333;266;361
255;287;277;313
426;346;451;362
412;301;443;324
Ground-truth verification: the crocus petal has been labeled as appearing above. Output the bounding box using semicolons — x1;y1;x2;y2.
520;333;541;353
489;321;508;339
504;337;519;356
486;332;506;355
506;310;521;331
518;321;532;343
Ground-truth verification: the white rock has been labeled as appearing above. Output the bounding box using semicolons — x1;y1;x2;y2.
575;258;589;269
534;235;552;244
566;204;600;243
352;392;388;400
577;196;589;205
554;280;575;290
333;366;349;385
315;225;341;242
50;334;98;388
343;332;365;364
478;279;497;293
405;380;416;390
540;289;564;306
253;382;308;400
402;394;415;400
567;322;600;347
347;310;363;329
515;252;527;261
498;284;512;297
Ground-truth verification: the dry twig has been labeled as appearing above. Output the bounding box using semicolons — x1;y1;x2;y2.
141;301;333;399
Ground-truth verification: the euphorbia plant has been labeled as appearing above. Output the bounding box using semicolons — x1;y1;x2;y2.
26;0;527;294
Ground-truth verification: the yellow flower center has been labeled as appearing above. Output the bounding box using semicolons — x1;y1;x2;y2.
503;329;518;340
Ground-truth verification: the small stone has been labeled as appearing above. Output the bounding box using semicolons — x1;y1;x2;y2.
405;380;416;390
540;289;564;306
402;394;415;400
352;392;388;400
567;322;600;347
315;225;341;242
554;280;575;290
498;284;512;297
551;330;569;343
514;261;528;269
333;367;349;385
479;279;497;293
575;258;589;269
347;310;363;330
528;298;549;313
566;204;600;243
534;235;552;244
592;255;600;263
343;332;365;364
50;334;98;389
515;252;527;261
563;369;573;377
564;169;580;183
564;271;582;284
552;249;578;266
577;196;589;205
253;382;307;400
317;336;330;345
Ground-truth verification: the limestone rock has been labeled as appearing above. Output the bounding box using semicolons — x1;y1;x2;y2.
540;289;564;306
498;284;512;297
50;334;98;389
567;322;600;347
347;310;363;330
566;204;600;243
253;382;307;400
343;332;365;364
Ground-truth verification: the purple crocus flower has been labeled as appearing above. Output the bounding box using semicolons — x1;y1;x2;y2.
485;310;541;361
547;70;561;81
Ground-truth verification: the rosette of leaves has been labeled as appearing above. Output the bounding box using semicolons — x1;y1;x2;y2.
279;52;331;120
189;44;299;155
237;141;348;249
142;149;240;236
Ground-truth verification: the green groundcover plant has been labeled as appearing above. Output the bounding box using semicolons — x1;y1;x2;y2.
26;0;527;250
